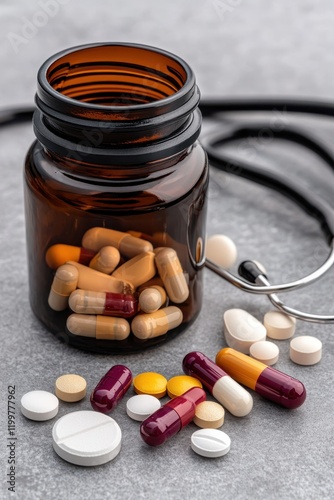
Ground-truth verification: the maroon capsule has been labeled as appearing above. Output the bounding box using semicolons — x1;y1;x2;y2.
140;387;206;446
90;365;132;413
69;289;138;318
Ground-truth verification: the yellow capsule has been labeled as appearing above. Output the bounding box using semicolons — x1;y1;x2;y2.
139;286;167;313
131;306;183;339
154;247;189;303
166;375;203;398
89;246;120;274
48;264;79;311
112;252;156;288
66;314;130;340
82;227;153;258
68;261;134;294
133;372;167;398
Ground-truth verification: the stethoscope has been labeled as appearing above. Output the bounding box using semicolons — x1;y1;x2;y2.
3;98;334;323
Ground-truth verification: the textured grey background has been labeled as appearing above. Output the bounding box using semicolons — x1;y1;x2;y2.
1;1;334;499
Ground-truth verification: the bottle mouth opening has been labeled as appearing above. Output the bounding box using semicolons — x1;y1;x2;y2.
37;43;195;120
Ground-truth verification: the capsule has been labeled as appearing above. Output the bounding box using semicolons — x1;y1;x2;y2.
48;263;79;311
66;314;130;340
182;351;253;417
90;365;132;413
112;252;156;288
89;246;120;274
82;227;153;258
139;286;167;313
68;261;134;294
45;244;96;270
154;247;189;303
69;289;138;318
140;387;206;446
216;348;306;409
131;306;183;339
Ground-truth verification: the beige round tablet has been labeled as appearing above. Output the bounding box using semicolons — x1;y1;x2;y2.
264;311;296;340
55;374;87;402
205;234;237;269
249;341;279;365
290;336;322;366
193;401;225;429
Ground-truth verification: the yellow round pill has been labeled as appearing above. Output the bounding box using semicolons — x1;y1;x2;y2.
166;375;203;398
193;401;225;429
133;372;167;399
55;374;87;402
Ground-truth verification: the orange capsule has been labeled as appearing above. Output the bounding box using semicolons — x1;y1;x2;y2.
45;244;95;270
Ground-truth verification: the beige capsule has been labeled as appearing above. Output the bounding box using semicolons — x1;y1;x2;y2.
89;246;120;274
131;306;183;340
68;261;134;294
112;252;156;288
154;247;189;303
48;263;79;311
82;227;153;259
66;314;130;340
139;286;167;313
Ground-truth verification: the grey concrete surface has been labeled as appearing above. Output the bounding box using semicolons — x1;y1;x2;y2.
1;1;334;499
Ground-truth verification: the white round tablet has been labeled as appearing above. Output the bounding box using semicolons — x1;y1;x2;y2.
52;411;121;466
21;390;59;421
264;311;296;340
205;234;237;269
224;308;267;354
191;429;231;458
249;341;279;365
126;394;161;421
290;336;322;366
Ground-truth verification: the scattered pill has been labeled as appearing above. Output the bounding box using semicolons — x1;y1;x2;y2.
48;263;79;311
166;375;203;398
112;251;156;288
131;306;183;340
223;308;267;354
205;234;237;269
193;401;225;429
68;261;134;294
264;311;296;340
69;289;138;318
249;341;279;365
52;410;122;466
45;244;96;270
66;314;130;340
90;365;132;413
191;429;231;458
126;394;161;421
82;227;153;258
133;372;167;398
183;351;253;417
140;387;206;446
21;390;59;421
139;286;167;313
89;246;120;274
216;348;306;409
154;247;189;303
290;336;322;366
55;374;87;402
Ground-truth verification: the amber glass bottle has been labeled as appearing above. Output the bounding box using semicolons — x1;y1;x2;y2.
24;43;208;353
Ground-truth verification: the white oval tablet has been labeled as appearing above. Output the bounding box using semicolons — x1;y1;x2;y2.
52;411;121;466
191;429;231;458
223;308;267;354
21;390;59;421
126;394;161;421
290;336;322;366
249;341;279;365
264;311;296;340
205;234;237;269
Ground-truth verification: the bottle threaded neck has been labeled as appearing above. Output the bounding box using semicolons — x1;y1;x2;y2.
34;43;201;165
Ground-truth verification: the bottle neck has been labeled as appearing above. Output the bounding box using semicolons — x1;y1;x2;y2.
33;43;202;166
